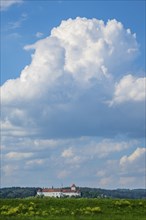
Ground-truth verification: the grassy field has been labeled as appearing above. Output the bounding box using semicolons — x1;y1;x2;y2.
0;197;146;220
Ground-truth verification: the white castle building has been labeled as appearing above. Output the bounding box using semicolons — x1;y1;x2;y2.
37;184;81;198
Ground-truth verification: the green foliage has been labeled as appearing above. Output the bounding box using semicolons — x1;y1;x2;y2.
114;199;131;207
80;187;146;199
0;187;37;198
0;197;146;220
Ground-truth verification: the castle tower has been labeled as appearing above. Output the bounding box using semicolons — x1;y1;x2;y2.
71;184;76;191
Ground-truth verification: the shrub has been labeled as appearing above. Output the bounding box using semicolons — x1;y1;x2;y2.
115;200;131;207
29;211;35;216
7;207;20;216
91;206;102;213
84;210;90;215
28;206;34;211
42;210;48;216
0;205;9;211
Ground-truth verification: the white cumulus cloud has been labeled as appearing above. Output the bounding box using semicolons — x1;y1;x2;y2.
1;17;143;140
119;147;146;184
1;17;138;104
120;147;146;166
110;74;146;105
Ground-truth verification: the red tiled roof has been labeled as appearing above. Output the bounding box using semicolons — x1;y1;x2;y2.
42;188;61;192
38;188;80;193
37;184;80;194
62;189;73;193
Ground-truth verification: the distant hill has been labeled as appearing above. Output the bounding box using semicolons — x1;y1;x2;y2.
0;187;145;199
80;187;146;199
0;187;38;199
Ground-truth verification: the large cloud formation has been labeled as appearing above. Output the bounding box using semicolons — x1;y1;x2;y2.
1;17;145;139
1;17;145;188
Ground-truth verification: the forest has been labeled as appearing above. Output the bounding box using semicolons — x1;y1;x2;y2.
0;187;145;199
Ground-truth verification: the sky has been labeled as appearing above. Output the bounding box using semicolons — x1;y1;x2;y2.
0;0;146;189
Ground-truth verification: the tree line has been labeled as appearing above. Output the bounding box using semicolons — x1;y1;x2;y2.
0;187;145;199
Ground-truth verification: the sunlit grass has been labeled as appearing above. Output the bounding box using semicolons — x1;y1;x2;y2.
0;197;146;220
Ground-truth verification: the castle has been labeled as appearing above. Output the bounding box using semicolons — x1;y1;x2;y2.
37;184;81;197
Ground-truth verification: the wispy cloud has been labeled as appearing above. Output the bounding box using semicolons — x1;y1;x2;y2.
7;13;28;30
35;32;44;38
2;164;18;176
1;134;144;187
0;0;23;11
5;152;34;160
7;32;22;39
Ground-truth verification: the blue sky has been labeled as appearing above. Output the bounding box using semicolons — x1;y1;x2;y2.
1;0;146;189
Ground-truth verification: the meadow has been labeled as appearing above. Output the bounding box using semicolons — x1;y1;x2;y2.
0;197;146;220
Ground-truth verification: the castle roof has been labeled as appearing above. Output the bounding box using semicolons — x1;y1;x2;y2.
37;184;80;193
42;188;61;192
